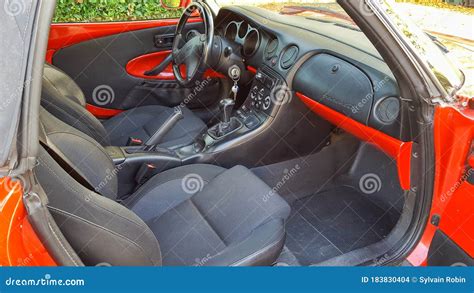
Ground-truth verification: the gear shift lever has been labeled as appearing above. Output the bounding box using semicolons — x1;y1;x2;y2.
220;98;235;125
219;65;241;125
208;65;243;138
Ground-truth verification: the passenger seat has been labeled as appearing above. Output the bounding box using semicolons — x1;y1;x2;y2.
35;108;290;266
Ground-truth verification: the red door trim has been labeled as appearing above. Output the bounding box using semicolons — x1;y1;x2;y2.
86;104;124;119
296;92;412;190
126;50;225;80
47;18;202;63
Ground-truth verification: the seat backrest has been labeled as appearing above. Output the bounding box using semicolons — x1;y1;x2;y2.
42;63;110;146
36;108;162;266
40;107;117;199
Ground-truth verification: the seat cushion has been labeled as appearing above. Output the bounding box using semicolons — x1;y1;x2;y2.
103;105;207;148
126;164;291;266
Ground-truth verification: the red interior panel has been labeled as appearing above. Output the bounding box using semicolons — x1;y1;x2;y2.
126;51;225;80
247;65;257;74
86;104;124;119
297;92;412;190
47;18;202;63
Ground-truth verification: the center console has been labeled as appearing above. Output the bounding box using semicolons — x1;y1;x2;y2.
178;66;286;157
107;65;288;197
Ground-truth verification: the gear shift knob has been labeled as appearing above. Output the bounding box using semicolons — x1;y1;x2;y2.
220;98;235;124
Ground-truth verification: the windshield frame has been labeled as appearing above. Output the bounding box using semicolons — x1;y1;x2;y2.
369;0;465;100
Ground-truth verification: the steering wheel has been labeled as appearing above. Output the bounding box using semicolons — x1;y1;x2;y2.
172;2;214;87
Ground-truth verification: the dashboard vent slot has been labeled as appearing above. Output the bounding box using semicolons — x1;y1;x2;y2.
280;45;299;69
264;38;278;60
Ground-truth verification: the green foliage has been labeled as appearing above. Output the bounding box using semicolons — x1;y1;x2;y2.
53;0;183;23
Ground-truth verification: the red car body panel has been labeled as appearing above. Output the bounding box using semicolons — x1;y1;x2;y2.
0;178;56;266
407;105;474;265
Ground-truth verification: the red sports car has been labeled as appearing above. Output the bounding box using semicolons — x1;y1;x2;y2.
0;0;472;267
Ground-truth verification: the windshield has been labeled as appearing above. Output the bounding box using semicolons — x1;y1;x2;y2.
216;1;357;27
214;0;466;97
373;0;465;96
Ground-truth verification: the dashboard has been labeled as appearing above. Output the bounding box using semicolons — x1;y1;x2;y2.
215;6;405;141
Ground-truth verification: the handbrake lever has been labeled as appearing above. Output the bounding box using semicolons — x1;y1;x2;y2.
145;107;184;147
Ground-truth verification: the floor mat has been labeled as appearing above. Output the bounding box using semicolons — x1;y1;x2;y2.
284;186;400;265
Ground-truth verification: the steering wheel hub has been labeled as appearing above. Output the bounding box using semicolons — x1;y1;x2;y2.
172;3;214;87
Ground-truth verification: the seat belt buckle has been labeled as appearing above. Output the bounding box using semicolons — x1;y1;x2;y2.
127;137;143;146
135;163;157;186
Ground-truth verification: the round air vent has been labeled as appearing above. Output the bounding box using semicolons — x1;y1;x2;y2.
264;38;278;60
279;45;299;69
374;97;400;124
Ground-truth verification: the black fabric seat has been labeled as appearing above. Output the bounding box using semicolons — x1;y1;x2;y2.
35;108;290;266
41;63;207;147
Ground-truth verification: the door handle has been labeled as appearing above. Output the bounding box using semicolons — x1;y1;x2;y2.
154;34;174;49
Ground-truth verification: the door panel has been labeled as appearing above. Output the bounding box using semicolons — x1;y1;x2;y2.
49;20;224;111
126;50;224;81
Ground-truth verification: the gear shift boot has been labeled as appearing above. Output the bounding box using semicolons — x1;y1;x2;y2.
208;117;242;139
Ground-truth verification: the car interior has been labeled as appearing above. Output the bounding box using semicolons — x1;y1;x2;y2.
34;2;417;266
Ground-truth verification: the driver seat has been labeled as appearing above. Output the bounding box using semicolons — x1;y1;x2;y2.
41;63;207;148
